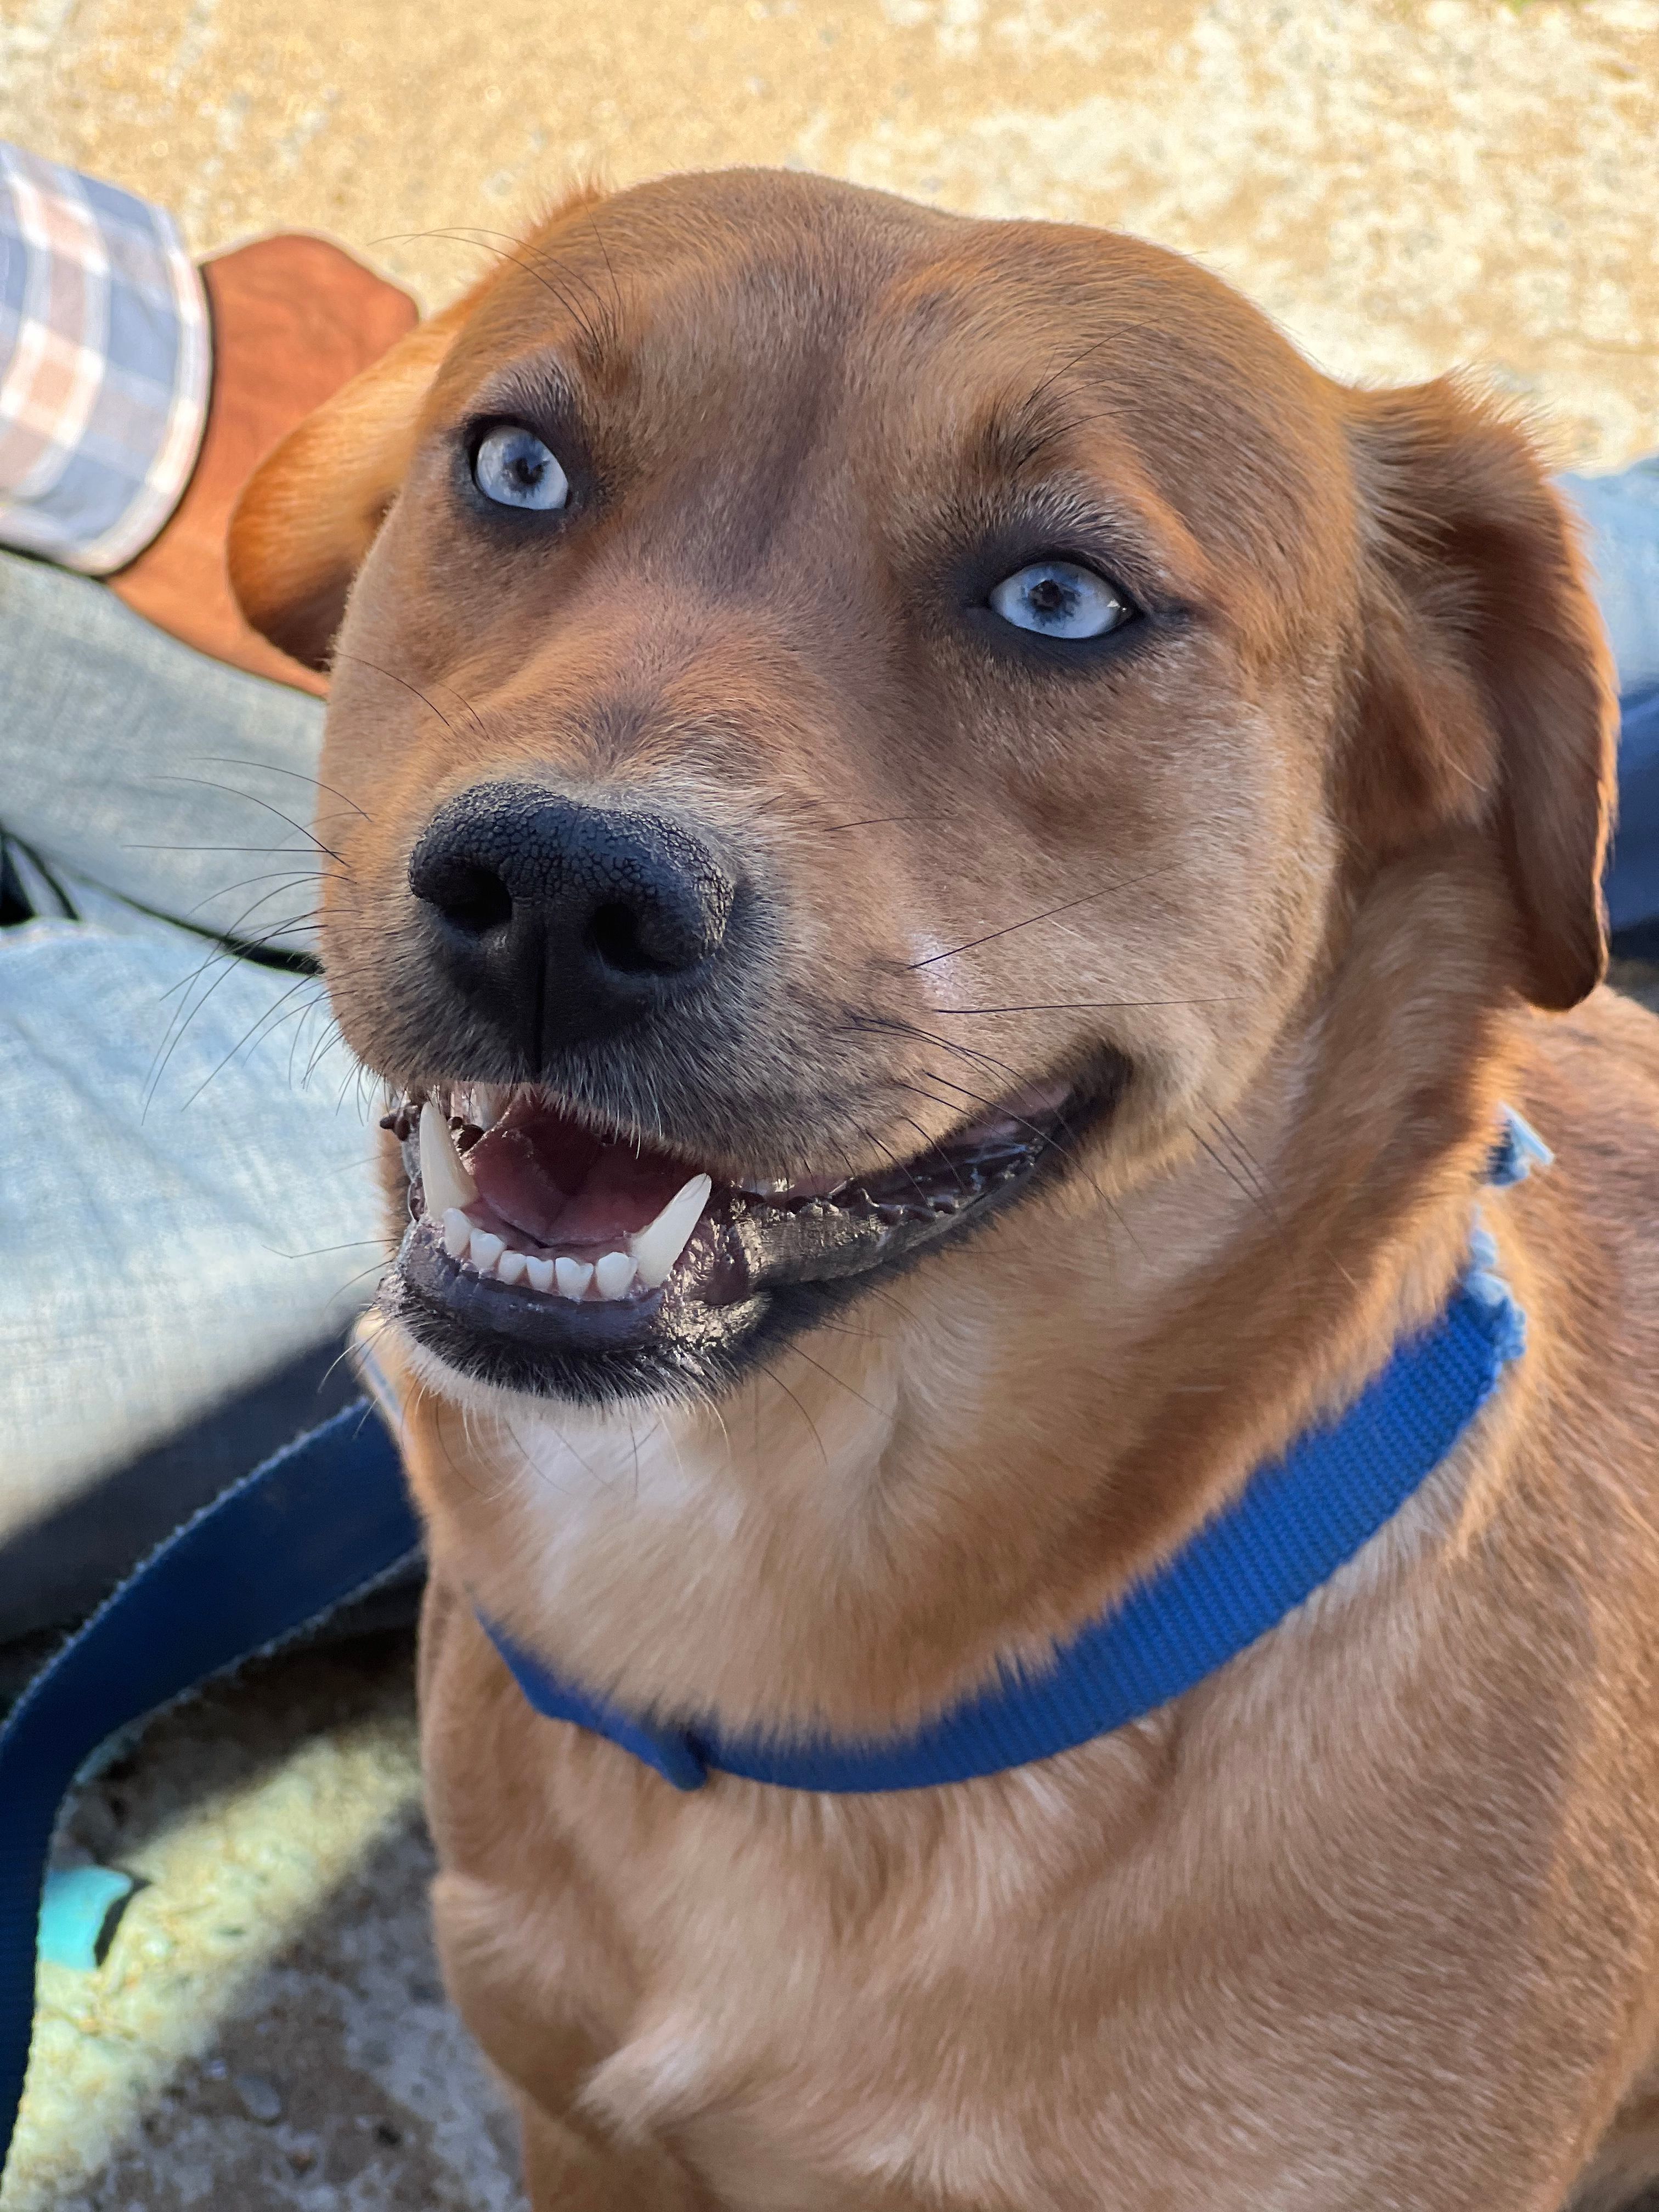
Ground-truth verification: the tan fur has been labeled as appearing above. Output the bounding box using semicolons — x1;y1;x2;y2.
229;171;1659;2210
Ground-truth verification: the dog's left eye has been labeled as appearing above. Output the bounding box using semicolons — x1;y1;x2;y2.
472;424;569;512
989;560;1130;640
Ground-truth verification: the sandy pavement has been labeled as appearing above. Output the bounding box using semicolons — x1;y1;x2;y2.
3;0;1658;464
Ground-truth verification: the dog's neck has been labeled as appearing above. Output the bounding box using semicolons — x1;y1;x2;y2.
396;880;1524;1743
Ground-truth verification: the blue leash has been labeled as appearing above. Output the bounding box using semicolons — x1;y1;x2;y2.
0;1112;1543;2182
0;1402;419;2183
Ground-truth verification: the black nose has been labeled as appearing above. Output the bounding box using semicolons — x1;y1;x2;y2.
409;782;737;1057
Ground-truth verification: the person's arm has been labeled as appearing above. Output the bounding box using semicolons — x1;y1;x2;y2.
0;143;415;691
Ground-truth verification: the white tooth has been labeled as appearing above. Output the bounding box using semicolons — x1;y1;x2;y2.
555;1257;594;1301
469;1228;504;1271
420;1101;477;1216
594;1250;637;1300
524;1255;555;1294
627;1173;713;1289
442;1207;472;1260
496;1248;527;1286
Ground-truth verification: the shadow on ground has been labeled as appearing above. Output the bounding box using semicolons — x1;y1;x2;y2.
56;1817;524;2211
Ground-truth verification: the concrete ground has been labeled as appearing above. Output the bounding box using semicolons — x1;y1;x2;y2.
2;0;1657;470
4;1630;524;2212
2;1;1657;2205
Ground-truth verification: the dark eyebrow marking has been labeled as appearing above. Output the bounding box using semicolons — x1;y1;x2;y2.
967;393;1043;479
968;384;1115;482
466;354;587;430
955;385;1207;610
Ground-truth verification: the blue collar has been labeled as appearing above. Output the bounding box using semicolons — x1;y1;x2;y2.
483;1111;1545;1795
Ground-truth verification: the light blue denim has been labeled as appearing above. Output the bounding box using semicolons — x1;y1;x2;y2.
0;554;383;1595
1564;459;1659;941
1564;458;1659;701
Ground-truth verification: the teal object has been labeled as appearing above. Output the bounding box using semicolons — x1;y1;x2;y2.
37;1866;136;1972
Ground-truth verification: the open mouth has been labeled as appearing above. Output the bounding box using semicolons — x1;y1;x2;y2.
380;1070;1115;1402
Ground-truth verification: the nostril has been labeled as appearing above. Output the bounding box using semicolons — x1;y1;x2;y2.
416;856;514;938
587;900;677;977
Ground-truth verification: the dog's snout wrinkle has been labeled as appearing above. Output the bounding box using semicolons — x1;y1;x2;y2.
409;780;737;1059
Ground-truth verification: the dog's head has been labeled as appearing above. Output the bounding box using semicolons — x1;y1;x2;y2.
231;170;1614;1412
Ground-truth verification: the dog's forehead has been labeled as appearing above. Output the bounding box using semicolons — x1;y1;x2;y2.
453;175;1317;431
436;171;1352;601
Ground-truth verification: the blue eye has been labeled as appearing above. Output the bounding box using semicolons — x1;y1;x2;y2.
472;424;569;511
988;560;1130;640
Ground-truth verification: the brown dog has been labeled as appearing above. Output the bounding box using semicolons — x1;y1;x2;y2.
229;170;1659;2210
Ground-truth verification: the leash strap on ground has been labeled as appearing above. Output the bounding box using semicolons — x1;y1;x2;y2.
0;1398;419;2186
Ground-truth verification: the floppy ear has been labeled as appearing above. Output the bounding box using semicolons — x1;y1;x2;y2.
226;289;481;671
1343;378;1617;1011
230;183;616;670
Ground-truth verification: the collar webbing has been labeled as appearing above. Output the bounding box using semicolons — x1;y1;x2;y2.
483;1111;1542;1795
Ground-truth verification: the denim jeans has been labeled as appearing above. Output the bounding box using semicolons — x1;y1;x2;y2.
0;554;383;1641
2;454;1657;1644
1565;459;1659;946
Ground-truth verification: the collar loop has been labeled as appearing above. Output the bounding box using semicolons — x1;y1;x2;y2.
483;1110;1542;1795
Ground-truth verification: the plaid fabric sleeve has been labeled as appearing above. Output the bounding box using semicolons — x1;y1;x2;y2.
0;145;211;574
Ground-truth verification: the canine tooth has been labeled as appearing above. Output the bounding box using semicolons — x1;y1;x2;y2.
524;1255;555;1294
594;1250;637;1299
496;1248;527;1286
469;1228;504;1271
627;1172;713;1289
441;1207;472;1259
420;1101;478;1216
555;1257;594;1301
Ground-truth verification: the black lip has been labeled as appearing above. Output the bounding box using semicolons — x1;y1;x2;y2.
384;1056;1127;1404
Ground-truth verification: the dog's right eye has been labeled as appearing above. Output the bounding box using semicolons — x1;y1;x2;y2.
472;424;569;512
988;560;1132;641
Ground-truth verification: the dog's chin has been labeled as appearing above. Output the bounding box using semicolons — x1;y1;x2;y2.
375;1058;1127;1409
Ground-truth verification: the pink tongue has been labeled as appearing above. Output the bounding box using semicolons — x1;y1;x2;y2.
466;1121;693;1248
